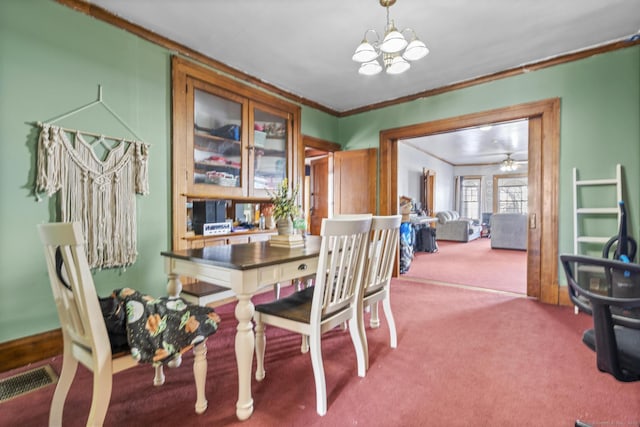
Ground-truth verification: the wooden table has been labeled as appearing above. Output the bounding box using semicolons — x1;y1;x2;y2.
161;237;320;420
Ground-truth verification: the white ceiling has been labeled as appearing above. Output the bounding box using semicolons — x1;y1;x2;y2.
401;119;529;166
87;0;640;114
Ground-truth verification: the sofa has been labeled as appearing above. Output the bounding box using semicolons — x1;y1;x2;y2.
434;210;482;242
490;213;527;250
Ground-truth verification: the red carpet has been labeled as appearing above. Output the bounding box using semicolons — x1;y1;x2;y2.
2;281;639;426
404;237;527;294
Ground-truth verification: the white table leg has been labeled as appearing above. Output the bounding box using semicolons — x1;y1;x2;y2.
167;272;182;298
166;272;184;367
234;293;255;420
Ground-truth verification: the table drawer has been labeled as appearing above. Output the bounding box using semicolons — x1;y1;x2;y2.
256;257;318;286
280;258;317;281
257;265;280;285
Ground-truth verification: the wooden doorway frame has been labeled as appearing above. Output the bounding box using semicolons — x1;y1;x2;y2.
379;98;561;304
301;134;341;222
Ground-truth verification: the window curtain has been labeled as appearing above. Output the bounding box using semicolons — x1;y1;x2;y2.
454;176;461;212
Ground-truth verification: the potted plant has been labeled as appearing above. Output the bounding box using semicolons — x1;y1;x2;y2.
268;178;300;235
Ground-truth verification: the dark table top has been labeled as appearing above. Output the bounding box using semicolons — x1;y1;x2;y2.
161;236;321;271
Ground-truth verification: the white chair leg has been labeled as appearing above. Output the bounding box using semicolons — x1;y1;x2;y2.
349;316;367;377
193;339;208;414
255;318;266;381
87;364;113;427
153;365;165;386
298;277;311;353
273;282;281;299
369;301;381;328
308;331;327;416
382;298;397;348
168;355;182;368
49;349;77;427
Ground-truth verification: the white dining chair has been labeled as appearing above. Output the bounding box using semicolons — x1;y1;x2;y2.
357;215;402;371
253;216;372;416
38;222;209;426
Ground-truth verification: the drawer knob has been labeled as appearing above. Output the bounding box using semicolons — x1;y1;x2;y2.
298;263;307;271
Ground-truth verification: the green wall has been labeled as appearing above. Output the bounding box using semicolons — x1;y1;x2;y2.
1;0;639;344
300;106;340;142
0;0;173;342
0;0;338;344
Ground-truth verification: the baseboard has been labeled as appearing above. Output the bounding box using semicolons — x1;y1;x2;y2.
0;329;62;373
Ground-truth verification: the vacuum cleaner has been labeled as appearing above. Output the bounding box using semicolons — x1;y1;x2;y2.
602;200;639;297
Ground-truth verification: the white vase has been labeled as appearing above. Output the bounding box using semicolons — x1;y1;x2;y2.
276;217;293;235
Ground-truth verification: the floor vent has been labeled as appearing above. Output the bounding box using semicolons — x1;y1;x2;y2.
0;365;58;403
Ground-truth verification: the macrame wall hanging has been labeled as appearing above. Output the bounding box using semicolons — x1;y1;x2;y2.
35;86;150;270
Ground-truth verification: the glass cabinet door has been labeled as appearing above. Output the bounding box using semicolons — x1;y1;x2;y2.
250;103;291;197
188;80;247;197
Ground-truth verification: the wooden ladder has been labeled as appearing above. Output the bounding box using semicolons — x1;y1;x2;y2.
572;164;623;254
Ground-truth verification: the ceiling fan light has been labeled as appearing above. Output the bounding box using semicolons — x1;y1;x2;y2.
352;41;379;62
386;56;410;74
359;60;383;76
381;29;407;53
500;157;518;171
402;39;429;61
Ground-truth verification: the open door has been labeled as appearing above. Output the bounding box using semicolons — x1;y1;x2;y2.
334;148;377;215
422;168;435;216
309;156;329;235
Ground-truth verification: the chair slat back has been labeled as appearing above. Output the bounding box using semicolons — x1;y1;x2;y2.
312;217;372;321
38;222;110;355
363;215;402;295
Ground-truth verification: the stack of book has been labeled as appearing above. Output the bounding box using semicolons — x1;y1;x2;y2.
269;234;305;248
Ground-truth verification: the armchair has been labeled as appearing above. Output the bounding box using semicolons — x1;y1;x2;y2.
434;210;482;242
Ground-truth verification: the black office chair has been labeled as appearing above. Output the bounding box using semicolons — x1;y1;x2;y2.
561;254;640;379
560;254;640;427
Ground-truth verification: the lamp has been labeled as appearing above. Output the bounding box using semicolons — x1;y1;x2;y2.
500;154;518;172
352;0;429;76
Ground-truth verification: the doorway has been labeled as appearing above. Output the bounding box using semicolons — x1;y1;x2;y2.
379;99;561;304
400;119;529;295
303;136;377;233
302;135;340;234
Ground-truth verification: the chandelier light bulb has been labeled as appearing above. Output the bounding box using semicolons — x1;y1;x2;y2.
402;39;429;61
386;55;410;74
380;23;407;53
352;39;379;63
359;60;383;75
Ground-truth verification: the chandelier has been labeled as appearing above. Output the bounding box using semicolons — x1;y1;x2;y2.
352;0;429;76
500;154;518;172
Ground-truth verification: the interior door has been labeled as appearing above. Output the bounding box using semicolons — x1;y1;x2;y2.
334;148;377;215
309;156;329;235
422;168;435;216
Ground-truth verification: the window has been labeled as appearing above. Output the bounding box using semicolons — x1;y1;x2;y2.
460;177;481;220
494;175;528;213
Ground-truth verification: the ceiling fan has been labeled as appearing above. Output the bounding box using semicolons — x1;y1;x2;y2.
499;153;527;171
470;151;527;170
